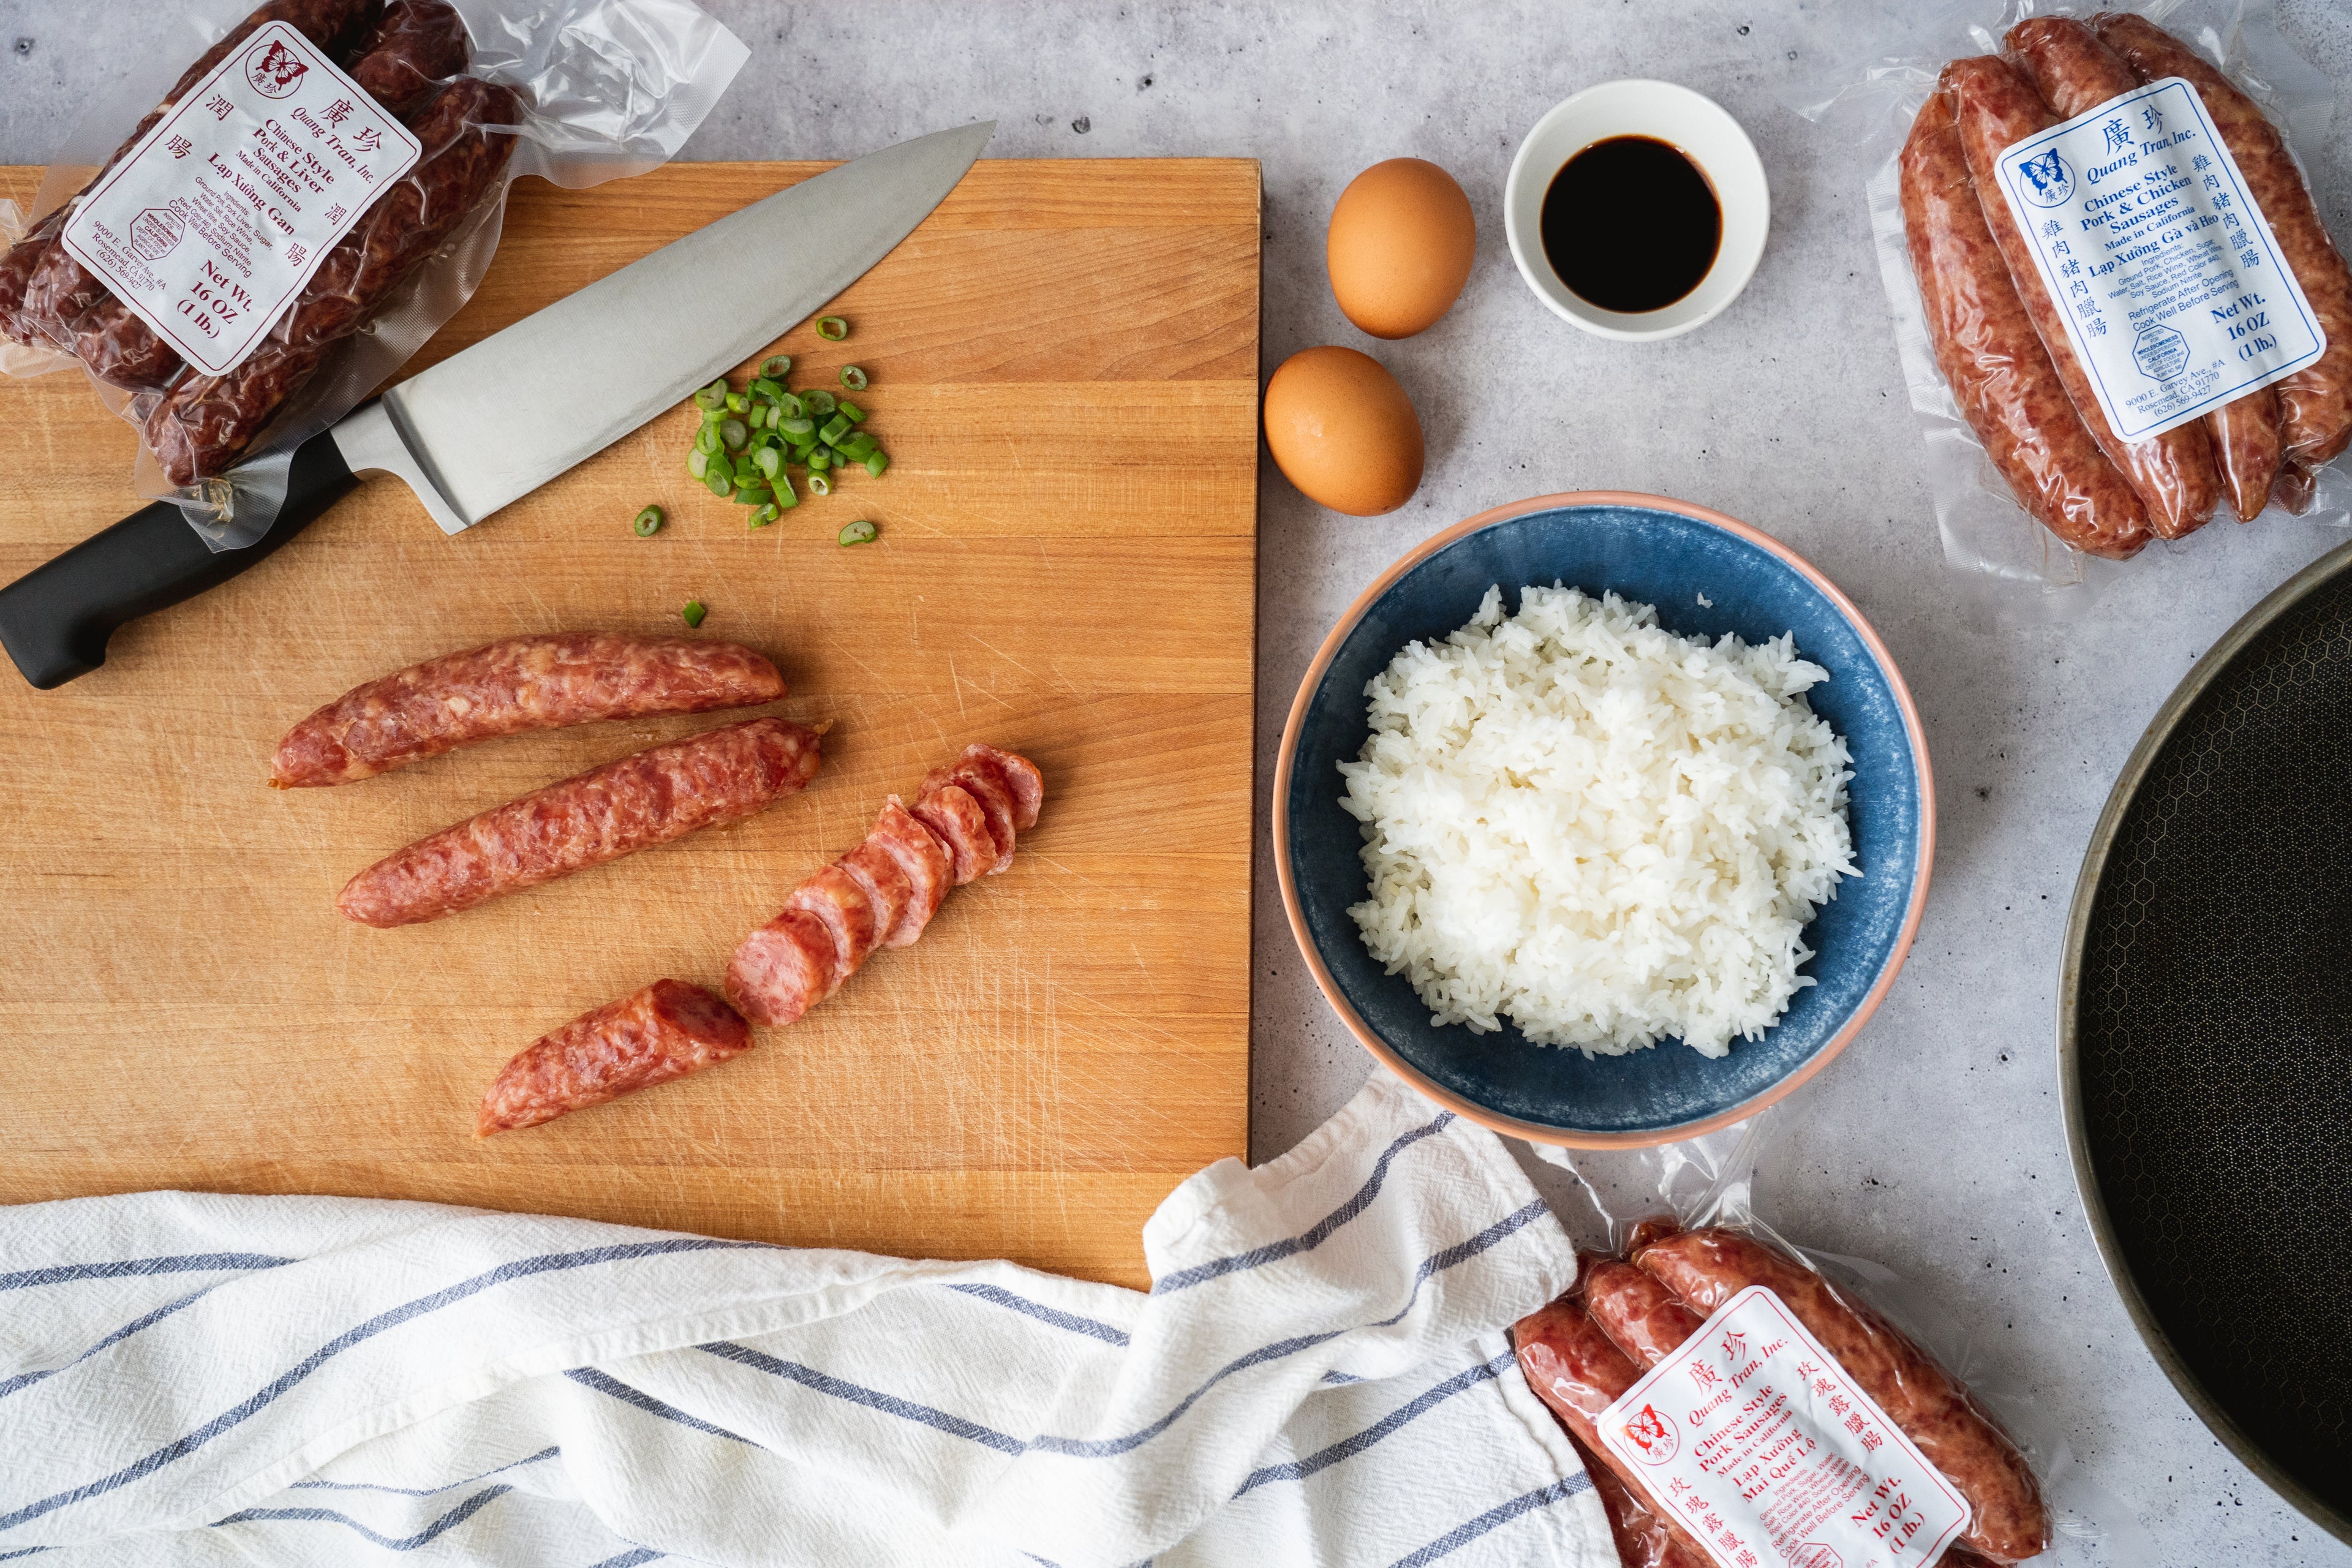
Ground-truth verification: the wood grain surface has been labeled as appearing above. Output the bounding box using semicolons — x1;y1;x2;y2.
0;159;1259;1287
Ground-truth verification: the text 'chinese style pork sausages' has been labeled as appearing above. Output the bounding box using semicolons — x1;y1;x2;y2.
1945;54;2222;540
1510;1292;1715;1568
336;717;823;927
726;744;1042;1028
145;73;524;485
70;0;473;394
1898;87;2151;557
2006;16;2285;524
477;979;750;1136
0;0;378;348
2095;12;2352;469
271;632;786;787
1634;1226;2051;1563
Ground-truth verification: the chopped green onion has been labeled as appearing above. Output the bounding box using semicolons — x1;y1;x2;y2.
632;504;664;537
734;484;773;506
773;475;797;508
720;418;749;451
693;379;727;411
687;449;711;480
695;423;720;455
778;392;805;420
839;434;877;461
803;389;837;417
682;600;707;628
709;451;736;484
818;413;852;445
706;470;733;498
815;315;848;341
840;364;867;391
728;391;753;414
808;472;832;496
760;354;792;378
838;399;866;422
750;377;785;400
752;504;780;527
864;450;889;479
780;416;815;437
754;447;782;480
807;448;832;472
837;519;876;546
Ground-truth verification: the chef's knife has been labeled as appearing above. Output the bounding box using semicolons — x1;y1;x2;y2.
0;121;995;690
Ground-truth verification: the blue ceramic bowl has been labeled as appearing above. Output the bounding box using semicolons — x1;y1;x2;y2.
1274;492;1934;1146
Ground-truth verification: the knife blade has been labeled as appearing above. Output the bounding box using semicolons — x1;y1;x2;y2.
0;121;994;689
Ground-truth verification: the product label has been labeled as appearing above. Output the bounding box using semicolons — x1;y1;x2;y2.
58;21;420;377
1596;1286;1970;1568
1991;77;2324;443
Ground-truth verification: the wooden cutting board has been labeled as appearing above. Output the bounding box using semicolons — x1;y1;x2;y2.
0;159;1259;1289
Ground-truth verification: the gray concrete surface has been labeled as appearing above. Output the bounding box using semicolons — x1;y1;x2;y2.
8;1;2351;1562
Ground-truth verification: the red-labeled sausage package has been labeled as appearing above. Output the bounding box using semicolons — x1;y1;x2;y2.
0;0;745;548
1515;1122;2150;1568
1786;0;2350;616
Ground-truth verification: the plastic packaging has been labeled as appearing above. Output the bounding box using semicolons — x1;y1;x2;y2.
0;0;745;549
1790;1;2351;617
1516;1118;2154;1567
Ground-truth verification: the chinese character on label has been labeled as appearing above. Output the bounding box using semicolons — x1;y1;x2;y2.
55;20;423;379
1992;75;2325;442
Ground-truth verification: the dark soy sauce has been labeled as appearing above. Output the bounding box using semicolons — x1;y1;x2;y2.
1541;136;1722;313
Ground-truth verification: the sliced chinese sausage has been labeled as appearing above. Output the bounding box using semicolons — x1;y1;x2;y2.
786;864;880;987
910;783;997;885
834;839;912;954
962;743;1042;831
924;760;1018;874
726;908;835;1028
1634;1226;2050;1563
869;796;951;948
477;979;751;1136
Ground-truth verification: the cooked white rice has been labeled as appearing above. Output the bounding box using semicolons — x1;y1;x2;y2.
1338;584;1857;1058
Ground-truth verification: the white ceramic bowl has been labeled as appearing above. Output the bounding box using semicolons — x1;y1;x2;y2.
1503;79;1770;342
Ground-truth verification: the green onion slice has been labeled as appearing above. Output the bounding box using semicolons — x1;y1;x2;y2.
840;365;868;391
807;448;832;472
778;392;805;420
692;379;727;411
818;413;851;446
734;484;773;506
809;472;832;496
752;504;780;527
815;315;848;341
682;600;707;628
864;451;889;479
720;418;750;451
754;447;782;479
750;377;786;402
687;450;711;480
779;416;815;437
837;519;877;546
706;471;733;498
695;424;720;455
725;391;749;413
803;389;837;417
838;399;866;422
774;475;798;508
632;504;663;537
760;354;792;378
839;433;877;461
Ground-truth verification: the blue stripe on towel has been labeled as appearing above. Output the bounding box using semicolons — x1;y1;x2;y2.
212;1482;513;1550
0;1237;767;1534
1152;1114;1455;1294
944;1283;1131;1346
0;1284;230;1402
564;1368;758;1447
695;1342;1030;1455
1234;1351;1518;1496
584;1551;664;1568
1382;1476;1592;1568
699;1200;1547;1463
0;1254;292;1292
290;1446;562;1497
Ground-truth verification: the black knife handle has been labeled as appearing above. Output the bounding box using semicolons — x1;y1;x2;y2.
0;428;357;690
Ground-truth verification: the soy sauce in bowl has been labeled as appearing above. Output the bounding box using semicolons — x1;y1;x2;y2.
1541;136;1722;313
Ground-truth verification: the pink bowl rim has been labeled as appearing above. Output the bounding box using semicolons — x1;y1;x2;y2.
1270;489;1938;1148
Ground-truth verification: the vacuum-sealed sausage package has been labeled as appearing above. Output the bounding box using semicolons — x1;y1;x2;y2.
1517;1121;2149;1568
0;0;745;548
1788;1;2350;616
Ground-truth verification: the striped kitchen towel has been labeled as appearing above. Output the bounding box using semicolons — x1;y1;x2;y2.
0;1069;1605;1568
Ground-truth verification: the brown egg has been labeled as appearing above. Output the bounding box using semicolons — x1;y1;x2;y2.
1326;157;1477;339
1263;346;1424;516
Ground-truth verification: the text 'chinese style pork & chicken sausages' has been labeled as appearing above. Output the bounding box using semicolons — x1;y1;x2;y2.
477;979;751;1136
336;716;823;927
1898;85;2150;557
2094;12;2352;473
2005;16;2283;523
1944;53;2221;540
725;744;1044;1027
